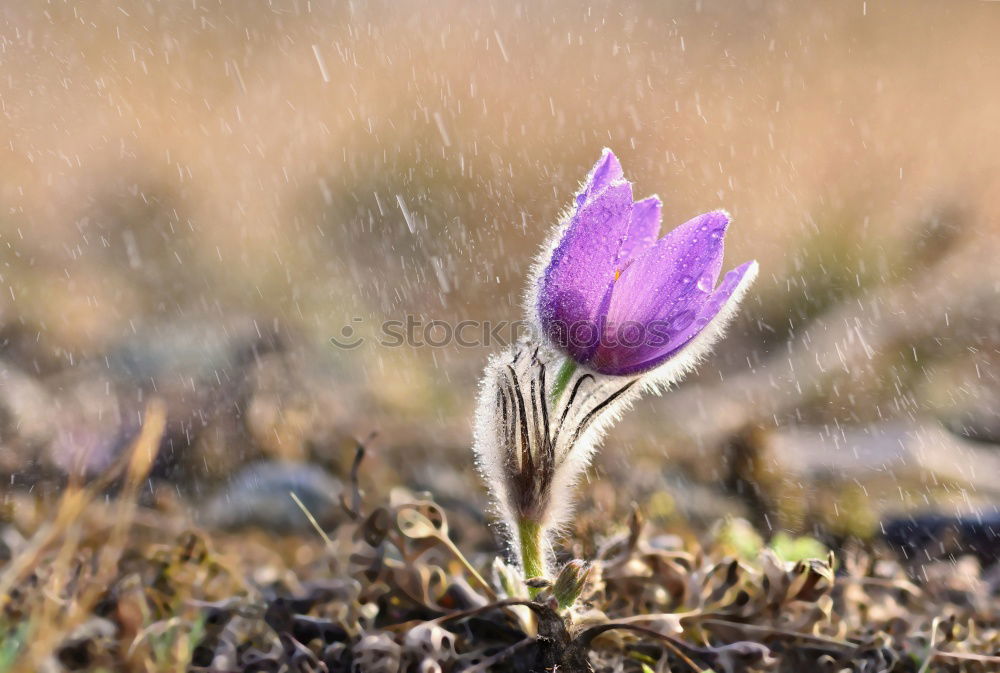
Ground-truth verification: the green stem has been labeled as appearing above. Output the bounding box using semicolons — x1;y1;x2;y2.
549;358;577;407
518;518;545;590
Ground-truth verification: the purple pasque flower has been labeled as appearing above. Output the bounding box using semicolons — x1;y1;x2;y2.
535;149;758;378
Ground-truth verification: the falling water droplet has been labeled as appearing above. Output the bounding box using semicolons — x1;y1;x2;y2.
396;194;416;234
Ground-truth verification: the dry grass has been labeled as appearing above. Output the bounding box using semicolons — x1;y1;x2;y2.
1;422;999;672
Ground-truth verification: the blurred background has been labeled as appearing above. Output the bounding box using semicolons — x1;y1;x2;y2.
2;0;999;548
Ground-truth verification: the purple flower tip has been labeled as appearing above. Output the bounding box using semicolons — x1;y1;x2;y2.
536;150;757;377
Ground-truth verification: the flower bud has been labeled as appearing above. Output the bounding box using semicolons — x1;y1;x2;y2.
552;559;592;609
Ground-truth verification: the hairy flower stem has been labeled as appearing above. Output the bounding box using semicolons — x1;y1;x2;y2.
518;517;545;591
549;358;577;406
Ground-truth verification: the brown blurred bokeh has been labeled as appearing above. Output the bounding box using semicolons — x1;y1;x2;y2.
1;1;999;534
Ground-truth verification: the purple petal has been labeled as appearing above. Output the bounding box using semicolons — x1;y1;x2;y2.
689;260;757;334
575;149;623;206
618;196;661;266
604;210;730;329
538;179;634;362
590;259;756;376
